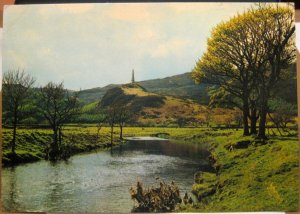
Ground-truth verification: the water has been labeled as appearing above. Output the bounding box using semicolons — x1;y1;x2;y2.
2;139;211;212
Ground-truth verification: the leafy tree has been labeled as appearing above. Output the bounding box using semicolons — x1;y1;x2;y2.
39;82;79;161
253;5;295;138
208;87;239;109
192;10;262;135
192;4;295;138
2;69;35;155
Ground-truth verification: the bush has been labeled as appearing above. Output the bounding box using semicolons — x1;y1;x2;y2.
129;180;182;212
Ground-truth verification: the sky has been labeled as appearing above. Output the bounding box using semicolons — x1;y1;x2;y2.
2;3;274;90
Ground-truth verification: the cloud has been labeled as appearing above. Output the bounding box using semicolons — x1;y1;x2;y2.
167;3;223;13
105;4;161;23
3;3;258;90
132;28;160;43
150;38;190;58
38;47;53;58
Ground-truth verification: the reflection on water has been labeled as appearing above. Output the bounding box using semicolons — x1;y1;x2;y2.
2;140;211;212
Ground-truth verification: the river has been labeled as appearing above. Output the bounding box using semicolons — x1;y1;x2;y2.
2;138;211;212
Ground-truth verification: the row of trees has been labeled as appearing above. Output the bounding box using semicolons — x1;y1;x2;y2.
2;70;132;161
3;70;80;161
192;4;296;139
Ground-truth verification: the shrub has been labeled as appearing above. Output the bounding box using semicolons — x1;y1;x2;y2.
129;180;182;212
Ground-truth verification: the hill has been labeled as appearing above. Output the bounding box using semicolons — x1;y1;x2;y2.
77;84;119;104
100;83;210;126
77;72;210;105
79;83;239;126
138;72;210;104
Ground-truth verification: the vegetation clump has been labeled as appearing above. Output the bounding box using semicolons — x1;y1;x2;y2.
129;180;183;212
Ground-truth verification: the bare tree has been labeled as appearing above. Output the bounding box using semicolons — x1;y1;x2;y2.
105;104;118;147
268;98;297;136
117;106;131;140
39;82;79;161
2;69;35;155
94;104;107;144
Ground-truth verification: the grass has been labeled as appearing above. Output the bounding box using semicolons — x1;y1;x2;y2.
122;85;157;97
175;128;299;212
2;126;299;211
2;126;116;166
81;101;98;113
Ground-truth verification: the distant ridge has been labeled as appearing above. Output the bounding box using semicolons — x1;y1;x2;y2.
77;72;210;104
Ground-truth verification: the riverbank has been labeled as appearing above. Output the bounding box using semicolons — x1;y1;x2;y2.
2;126;115;166
2;126;202;166
171;129;299;212
2;126;215;166
2;126;299;211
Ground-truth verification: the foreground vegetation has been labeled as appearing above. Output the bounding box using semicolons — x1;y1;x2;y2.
130;180;184;212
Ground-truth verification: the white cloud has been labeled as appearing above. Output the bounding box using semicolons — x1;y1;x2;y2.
133;28;160;43
104;4;161;23
167;3;223;13
3;3;258;90
150;38;190;58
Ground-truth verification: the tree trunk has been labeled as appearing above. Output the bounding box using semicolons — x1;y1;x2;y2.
11;111;18;155
120;125;123;140
250;108;258;135
242;99;250;136
258;92;268;139
110;125;114;147
58;127;62;146
11;123;17;155
96;125;102;144
49;128;59;161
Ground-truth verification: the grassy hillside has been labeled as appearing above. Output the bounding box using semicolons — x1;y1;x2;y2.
175;129;299;212
77;72;210;105
99;83;229;127
77;84;119;104
138;72;210;104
